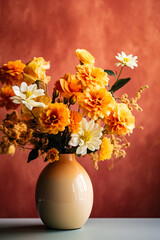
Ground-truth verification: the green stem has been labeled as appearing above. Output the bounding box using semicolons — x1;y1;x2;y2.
116;66;124;81
36;80;41;89
29;110;37;121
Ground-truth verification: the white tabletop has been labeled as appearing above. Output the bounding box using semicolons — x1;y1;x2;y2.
0;218;160;240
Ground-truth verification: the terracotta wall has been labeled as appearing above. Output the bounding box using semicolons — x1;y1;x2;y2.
0;0;159;218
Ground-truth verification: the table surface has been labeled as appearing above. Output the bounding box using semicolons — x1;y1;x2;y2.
0;218;160;240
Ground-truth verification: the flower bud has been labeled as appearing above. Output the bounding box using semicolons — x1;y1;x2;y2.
69;95;76;105
76;49;95;65
63;97;69;104
52;89;59;103
53;90;59;98
57;98;62;103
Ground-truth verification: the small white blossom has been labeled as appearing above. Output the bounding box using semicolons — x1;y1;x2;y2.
69;118;103;156
115;51;138;69
11;82;45;111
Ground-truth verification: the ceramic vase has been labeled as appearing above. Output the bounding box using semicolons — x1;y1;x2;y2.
35;153;93;229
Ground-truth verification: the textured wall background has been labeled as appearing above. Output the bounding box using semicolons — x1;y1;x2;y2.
0;0;160;218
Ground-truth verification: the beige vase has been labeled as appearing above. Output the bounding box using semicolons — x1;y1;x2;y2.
35;153;93;229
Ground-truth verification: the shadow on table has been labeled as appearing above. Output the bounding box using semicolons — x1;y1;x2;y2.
0;223;84;240
0;223;78;233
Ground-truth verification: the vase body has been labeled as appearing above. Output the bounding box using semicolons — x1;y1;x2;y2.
35;154;93;229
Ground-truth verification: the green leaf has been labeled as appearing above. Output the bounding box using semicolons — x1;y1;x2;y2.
27;148;39;163
104;69;115;76
109;78;131;93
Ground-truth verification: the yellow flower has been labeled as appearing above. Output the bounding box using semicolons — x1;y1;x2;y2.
46;148;59;162
0;60;25;85
78;87;115;120
76;65;109;88
68;111;82;133
0;85;19;110
39;103;70;134
21;94;51;119
55;73;82;99
7;122;33;146
99;137;113;161
104;103;135;135
76;49;95;65
0;111;33;146
23;57;50;84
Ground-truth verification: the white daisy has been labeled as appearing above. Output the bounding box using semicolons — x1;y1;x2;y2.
69;118;103;156
10;82;45;111
115;51;138;69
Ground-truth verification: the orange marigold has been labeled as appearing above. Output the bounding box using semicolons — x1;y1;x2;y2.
0;85;19;110
46;148;59;162
39;103;70;134
68;111;82;133
55;73;82;99
99;137;113;161
104;103;135;136
0;60;25;85
78;87;115;120
76;65;109;88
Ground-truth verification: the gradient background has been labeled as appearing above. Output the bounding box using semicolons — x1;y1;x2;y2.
0;0;160;218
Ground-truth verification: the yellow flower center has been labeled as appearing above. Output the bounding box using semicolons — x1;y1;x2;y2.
81;131;91;142
123;58;130;63
24;91;32;98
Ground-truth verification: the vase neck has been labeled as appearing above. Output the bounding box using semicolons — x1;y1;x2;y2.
59;154;76;162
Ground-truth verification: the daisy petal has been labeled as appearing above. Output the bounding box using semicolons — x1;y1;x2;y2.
11;98;22;104
69;137;79;147
28;83;37;92
87;143;95;151
34;89;45;97
20;82;28;92
12;86;25;98
23;101;33;111
76;145;87;155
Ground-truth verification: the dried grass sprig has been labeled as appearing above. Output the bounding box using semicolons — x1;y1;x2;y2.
121;85;149;111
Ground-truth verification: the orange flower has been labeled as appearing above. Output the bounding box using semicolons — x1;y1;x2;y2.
78;87;115;120
99;137;113;161
76;49;95;65
39;103;70;134
23;57;50;84
0;60;25;85
55;73;82;99
21;94;51;119
0;85;19;110
104;103;135;135
68;111;82;133
76;65;109;88
46;148;59;162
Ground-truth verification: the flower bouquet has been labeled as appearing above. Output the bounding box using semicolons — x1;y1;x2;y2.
0;49;148;170
0;49;148;229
